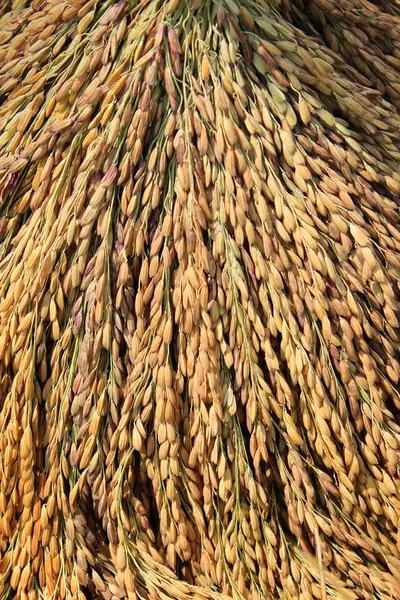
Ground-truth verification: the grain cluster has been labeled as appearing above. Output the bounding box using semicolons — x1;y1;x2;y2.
0;1;400;600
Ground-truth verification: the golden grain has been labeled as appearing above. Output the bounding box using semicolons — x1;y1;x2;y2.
0;1;399;599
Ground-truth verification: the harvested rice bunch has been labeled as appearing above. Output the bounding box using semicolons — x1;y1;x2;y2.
0;1;400;600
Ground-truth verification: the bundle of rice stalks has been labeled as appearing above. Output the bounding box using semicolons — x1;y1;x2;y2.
0;1;399;600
